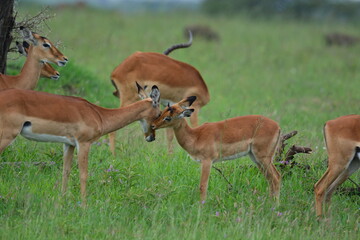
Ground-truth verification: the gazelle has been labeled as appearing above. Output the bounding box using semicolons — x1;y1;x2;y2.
314;115;360;217
0;84;160;205
109;32;210;155
16;41;60;80
0;27;67;90
151;96;281;202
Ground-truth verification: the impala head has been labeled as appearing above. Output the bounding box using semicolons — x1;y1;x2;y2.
136;82;161;142
151;96;196;130
19;26;68;67
16;41;60;80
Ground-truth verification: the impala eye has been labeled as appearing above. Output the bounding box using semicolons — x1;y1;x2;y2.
43;43;51;48
164;116;171;122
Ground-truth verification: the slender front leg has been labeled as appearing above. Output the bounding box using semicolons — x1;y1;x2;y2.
62;144;75;195
166;128;174;154
77;142;91;206
200;159;212;202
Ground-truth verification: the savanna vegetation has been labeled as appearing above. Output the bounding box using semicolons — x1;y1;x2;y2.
0;3;359;239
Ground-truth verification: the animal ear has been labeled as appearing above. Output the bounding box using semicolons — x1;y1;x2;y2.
20;26;37;45
16;41;26;56
178;109;194;118
150;85;160;108
137;82;148;100
179;96;197;109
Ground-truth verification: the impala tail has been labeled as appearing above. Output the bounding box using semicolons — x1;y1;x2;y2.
163;30;193;56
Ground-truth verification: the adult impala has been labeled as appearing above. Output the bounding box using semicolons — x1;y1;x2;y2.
16;41;60;80
0;84;160;205
314;115;360;217
0;27;67;90
109;32;210;155
151;96;281;202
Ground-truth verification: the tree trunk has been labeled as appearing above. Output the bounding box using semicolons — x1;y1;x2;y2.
0;0;15;74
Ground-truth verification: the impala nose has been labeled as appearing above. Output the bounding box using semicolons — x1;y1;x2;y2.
58;57;68;66
51;71;60;80
146;135;155;142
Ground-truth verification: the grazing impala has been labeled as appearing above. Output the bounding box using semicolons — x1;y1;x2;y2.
314;115;360;217
109;32;210;155
151;96;281;202
16;41;60;80
0;84;160;205
0;27;67;90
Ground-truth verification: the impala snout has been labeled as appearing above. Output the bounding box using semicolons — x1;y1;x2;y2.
145;135;155;142
51;72;60;80
57;57;68;66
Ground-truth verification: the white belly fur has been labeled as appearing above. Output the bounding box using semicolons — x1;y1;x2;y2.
20;124;76;146
190;150;250;163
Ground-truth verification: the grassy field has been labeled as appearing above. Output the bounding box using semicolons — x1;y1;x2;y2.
0;4;359;239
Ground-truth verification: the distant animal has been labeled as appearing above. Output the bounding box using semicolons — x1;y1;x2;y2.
184;25;220;42
0;84;160;206
109;32;210;155
151;96;281;203
325;33;360;46
314;115;360;217
0;27;67;90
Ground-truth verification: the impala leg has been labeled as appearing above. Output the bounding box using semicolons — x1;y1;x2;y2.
199;159;212;203
77;142;91;207
314;161;346;217
325;156;360;204
0;129;20;153
166;128;174;154
250;153;281;200
109;131;116;156
61;144;75;195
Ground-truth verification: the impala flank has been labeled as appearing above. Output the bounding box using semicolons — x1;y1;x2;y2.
151;96;281;202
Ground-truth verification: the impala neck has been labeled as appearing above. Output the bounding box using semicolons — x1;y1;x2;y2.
96;99;153;135
18;45;43;89
172;119;198;154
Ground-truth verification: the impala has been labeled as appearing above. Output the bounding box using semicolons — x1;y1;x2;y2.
0;27;67;90
314;115;360;217
151;96;281;202
16;41;60;80
109;32;210;155
0;84;160;205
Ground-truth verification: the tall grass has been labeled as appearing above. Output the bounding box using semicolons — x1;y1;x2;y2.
0;4;359;239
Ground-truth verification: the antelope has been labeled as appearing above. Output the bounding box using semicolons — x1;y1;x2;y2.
16;41;60;80
109;31;210;155
151;96;281;202
0;27;67;90
0;84;160;205
314;115;360;217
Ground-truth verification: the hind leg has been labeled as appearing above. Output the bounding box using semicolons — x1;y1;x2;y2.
250;153;281;200
0;130;21;154
109;131;116;156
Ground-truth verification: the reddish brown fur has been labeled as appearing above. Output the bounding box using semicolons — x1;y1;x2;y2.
109;51;210;155
314;115;360;217
151;97;281;202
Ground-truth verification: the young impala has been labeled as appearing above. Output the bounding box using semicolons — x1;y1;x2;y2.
151;96;281;202
109;32;210;155
314;115;360;217
16;41;60;80
0;84;160;205
0;27;67;90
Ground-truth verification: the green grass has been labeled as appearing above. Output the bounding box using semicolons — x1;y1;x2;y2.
1;4;359;239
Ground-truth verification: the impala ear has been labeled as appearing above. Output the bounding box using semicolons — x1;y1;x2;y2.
179;96;197;109
178;109;194;118
20;26;37;45
16;41;26;56
150;85;160;108
137;82;148;100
